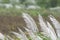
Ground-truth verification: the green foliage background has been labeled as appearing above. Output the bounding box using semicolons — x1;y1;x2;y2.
0;0;60;8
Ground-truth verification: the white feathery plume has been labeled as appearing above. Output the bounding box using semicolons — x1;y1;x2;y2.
47;21;57;40
22;13;38;33
47;21;57;37
17;28;28;40
39;14;57;40
6;35;14;40
0;33;5;40
49;15;60;37
12;32;22;40
38;14;49;35
25;27;43;40
12;31;28;40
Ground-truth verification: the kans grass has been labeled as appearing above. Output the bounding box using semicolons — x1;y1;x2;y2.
0;13;60;40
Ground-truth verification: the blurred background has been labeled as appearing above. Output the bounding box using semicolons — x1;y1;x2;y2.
0;0;60;8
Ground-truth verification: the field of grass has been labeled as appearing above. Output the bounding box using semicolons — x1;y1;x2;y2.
0;8;60;32
0;13;60;40
0;8;60;40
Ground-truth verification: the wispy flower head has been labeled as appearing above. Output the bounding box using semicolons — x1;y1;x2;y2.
22;13;39;33
49;15;60;37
